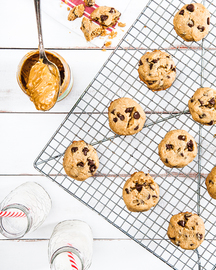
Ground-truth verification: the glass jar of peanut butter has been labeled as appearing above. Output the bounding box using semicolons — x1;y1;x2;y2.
17;50;73;109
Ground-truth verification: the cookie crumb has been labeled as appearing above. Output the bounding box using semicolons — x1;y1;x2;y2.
118;22;126;27
104;41;112;47
67;7;70;11
102;48;106;52
68;4;85;21
108;31;117;39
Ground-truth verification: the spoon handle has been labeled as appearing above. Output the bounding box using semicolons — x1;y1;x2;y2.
34;0;45;59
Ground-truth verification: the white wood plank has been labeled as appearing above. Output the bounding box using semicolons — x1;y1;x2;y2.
0;239;171;270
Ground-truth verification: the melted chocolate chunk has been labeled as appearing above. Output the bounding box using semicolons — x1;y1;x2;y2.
125;188;129;194
197;25;205;32
133;111;140;119
150;63;153;70
109;8;115;13
190;99;194;103
82;147;89;156
71;147;78;153
135;183;143;192
150;185;155;191
77;162;84;167
208;120;214;125
117;113;125;121
198;99;204;105
138;59;143;66
113;117;118;123
178;135;186;141
90;164;96;173
178;220;185;227
186;4;194;12
134;125;139;131
147;194;151;200
199;113;206;119
166;144;173;150
172;67;176;72
167;75;171;79
209;97;215;105
111;109;115;115
187;140;194;151
196;233;203;241
152;58;159;63
209;180;214;184
188;20;194;28
148;81;156;85
152;195;158;198
165;158;168;163
100;15;108;22
87;158;95;166
184;213;192;220
207;17;210;25
125;107;133;113
180;153;184;157
179;10;184;15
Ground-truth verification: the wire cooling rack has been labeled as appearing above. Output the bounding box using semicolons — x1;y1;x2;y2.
34;0;216;269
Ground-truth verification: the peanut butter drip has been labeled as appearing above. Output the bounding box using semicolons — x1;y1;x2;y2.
26;59;59;111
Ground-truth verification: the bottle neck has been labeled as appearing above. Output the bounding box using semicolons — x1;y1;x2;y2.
0;203;32;239
50;246;83;270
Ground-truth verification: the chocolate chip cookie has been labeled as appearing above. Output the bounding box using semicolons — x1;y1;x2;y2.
122;172;160;212
80;17;103;42
138;50;176;91
158;130;197;168
188;87;216;125
108;97;146;135
167;212;205;250
173;3;210;42
90;6;121;27
84;0;95;7
205;166;216;199
68;4;85;21
63;140;99;181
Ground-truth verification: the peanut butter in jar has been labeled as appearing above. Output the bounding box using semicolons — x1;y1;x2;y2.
17;50;73;110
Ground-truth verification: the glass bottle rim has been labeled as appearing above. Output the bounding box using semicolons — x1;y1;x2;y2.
0;203;33;239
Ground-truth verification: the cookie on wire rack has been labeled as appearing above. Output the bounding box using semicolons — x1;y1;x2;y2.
173;3;210;42
167;212;205;250
138;50;176;91
205;166;216;199
63;140;99;181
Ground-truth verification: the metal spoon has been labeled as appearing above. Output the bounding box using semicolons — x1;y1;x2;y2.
34;0;60;106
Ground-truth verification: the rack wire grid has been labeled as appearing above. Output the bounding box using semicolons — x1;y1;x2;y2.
35;0;216;269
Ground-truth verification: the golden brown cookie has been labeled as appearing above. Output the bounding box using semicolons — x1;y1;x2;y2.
205;166;216;199
63;140;99;181
158;130;197;168
173;3;210;42
138;50;176;91
122;172;159;212
167;212;205;250
80;17;103;42
188;87;216;126
108;97;146;135
90;6;121;27
68;4;85;21
84;0;95;7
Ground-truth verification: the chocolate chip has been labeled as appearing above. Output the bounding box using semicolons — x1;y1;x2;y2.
147;194;151;200
113;117;118;123
207;17;210;25
184;213;192;220
187;140;194;151
190;243;194;246
152;58;159;63
178;220;185;227
82;147;89;156
71;147;78;153
188;20;194;28
196;233;203;241
152;195;158;198
138;59;143;66
146;58;149;62
148;81;156;85
90;164;97;173
172;67;176;72
209;180;214;184
133;111;140;119
125;188;129;194
150;63;153;70
77;162;84;167
190;99;194;103
100;15;108;22
87;159;95;166
186;4;194;12
179;10;184;15
168;235;176;241
180;153;184;157
199;114;206;119
178;135;186;141
167;75;170;79
209;97;215;105
134;125;139;130
197;25;205;32
175;241;180;246
109;8;115;13
150;185;155;191
135;183;143;192
117;113;125;121
198;99;204;105
125;107;133;113
208;120;214;125
166;144;173;150
165;158;168;163
111;109;115;115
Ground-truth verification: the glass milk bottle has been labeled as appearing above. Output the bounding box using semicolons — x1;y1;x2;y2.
0;182;51;238
48;220;93;270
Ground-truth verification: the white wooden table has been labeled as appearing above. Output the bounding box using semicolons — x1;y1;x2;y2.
0;1;171;269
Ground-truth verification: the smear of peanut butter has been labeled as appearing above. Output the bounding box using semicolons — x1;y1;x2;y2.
26;59;59;111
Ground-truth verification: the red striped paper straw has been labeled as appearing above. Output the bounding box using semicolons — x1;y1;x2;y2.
0;211;26;218
67;252;79;270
